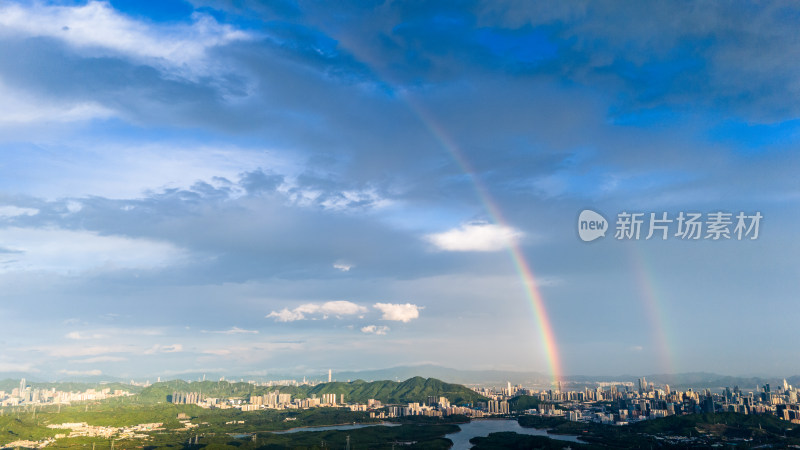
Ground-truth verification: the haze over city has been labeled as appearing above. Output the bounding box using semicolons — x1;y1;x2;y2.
0;0;797;380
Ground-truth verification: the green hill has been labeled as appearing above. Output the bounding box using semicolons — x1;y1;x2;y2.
629;411;794;437
307;376;484;404
508;394;542;412
137;377;485;405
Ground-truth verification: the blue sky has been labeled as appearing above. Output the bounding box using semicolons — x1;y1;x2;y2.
0;0;798;380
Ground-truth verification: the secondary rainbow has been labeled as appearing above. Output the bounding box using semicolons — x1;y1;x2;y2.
628;245;675;374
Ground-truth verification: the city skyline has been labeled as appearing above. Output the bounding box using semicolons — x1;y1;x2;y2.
0;1;798;379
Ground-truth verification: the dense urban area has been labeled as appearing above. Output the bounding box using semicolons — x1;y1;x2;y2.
2;373;800;448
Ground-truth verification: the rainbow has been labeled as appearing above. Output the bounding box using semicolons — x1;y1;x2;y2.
331;37;564;386
405;99;564;386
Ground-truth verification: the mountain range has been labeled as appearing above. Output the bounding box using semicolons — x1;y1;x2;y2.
3;364;797;391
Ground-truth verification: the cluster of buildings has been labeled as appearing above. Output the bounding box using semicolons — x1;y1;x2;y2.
380;396;492;418
1;422;164;449
169;390;352;412
46;422;163;439
167;387;502;419
474;377;800;426
0;379;132;407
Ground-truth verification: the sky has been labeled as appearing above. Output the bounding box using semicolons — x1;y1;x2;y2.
0;0;798;381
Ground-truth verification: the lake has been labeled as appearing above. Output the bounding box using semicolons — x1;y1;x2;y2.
270;422;400;434
244;419;583;447
445;419;584;448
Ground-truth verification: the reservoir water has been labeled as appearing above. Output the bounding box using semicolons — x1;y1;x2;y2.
271;422;399;434
244;418;582;448
444;419;583;448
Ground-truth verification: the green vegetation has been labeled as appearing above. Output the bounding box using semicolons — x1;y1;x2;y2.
0;414;60;443
199;423;457;450
1;377;482;448
42;423;458;449
11;378;800;449
140;376;485;405
507;394;542;412
5;392;800;449
470;432;593;449
305;377;484;404
519;412;800;448
629;411;793;437
0;402;380;447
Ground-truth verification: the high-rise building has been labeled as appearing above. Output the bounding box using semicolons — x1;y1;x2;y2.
500;400;509;414
20;378;26;394
328;369;332;383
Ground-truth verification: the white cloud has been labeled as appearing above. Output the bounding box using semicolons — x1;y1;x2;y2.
204;327;259;335
144;344;183;354
319;300;367;315
0;205;39;218
333;261;353;272
373;303;422;323
0;81;114;125
35;345;131;358
66;331;106;340
201;341;303;358
202;349;232;356
266;301;367;322
0;227;188;274
0;362;38;373
65;201;83;213
425;222;523;252
266;308;306;322
283;185;392;212
59;369;102;376
361;325;389;335
0;1;251;74
317;188;392;211
70;356;127;364
23;143;294;200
